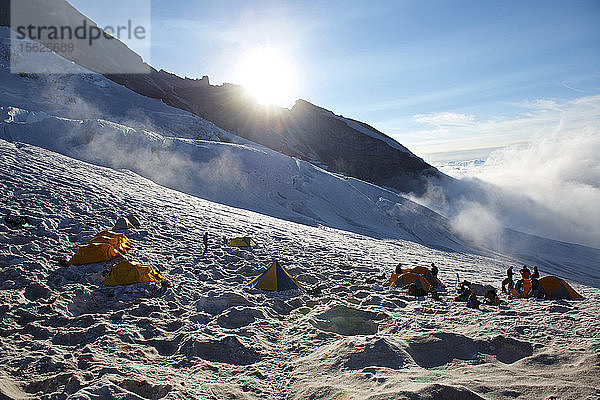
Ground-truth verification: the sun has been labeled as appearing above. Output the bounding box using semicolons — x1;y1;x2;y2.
233;45;298;108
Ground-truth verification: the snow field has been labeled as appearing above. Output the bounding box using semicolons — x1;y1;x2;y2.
1;140;598;399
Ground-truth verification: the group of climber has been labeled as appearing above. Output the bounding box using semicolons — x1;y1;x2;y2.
393;261;550;309
453;279;503;309
501;264;544;298
392;260;503;309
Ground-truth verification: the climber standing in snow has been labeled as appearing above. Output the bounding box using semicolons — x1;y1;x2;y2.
502;266;514;293
395;263;403;274
430;262;438;277
520;265;531;280
203;231;209;253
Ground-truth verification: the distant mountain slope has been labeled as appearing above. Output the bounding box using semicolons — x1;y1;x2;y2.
0;26;467;252
123;79;442;194
0;107;469;253
0;0;444;195
0;27;242;143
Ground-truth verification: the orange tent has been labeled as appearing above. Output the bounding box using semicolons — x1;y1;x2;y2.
69;230;132;266
511;277;583;300
400;266;444;288
538;276;583;300
388;273;400;286
391;272;432;291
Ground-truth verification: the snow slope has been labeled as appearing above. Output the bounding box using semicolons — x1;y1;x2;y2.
1;27;464;252
0;107;466;252
1;139;599;400
3;106;600;287
0;27;242;143
2;25;599;286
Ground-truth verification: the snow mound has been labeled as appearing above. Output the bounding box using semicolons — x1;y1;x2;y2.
216;306;266;329
179;336;263;365
305;336;415;371
406;332;534;368
479;335;534;364
309;304;386;336
405;332;479;368
195;293;253;315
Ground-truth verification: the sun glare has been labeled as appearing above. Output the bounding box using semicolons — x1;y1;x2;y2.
233;46;298;108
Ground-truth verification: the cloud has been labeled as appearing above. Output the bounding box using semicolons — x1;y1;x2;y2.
449;200;504;247
413;112;476;127
469;130;600;247
405;94;600;154
413;126;600;249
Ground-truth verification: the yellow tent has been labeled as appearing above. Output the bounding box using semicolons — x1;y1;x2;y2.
229;236;256;247
69;231;132;266
89;231;132;252
229;237;257;247
102;260;163;286
247;260;303;291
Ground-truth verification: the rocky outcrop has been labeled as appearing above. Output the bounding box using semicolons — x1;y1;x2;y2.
104;73;443;193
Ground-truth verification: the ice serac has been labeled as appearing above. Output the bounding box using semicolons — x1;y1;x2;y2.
106;78;442;195
0;0;443;195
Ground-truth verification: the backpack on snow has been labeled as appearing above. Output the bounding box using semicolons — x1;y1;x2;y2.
408;284;428;297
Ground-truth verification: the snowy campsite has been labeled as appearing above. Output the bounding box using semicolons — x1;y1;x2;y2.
1;1;599;399
2;140;599;399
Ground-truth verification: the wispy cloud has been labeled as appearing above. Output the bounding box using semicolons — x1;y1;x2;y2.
399;94;600;154
408;97;600;248
413;112;476;127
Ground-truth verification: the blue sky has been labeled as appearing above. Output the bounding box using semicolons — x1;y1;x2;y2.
70;0;600;157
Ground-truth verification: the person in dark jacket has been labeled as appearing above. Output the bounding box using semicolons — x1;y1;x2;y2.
395;263;403;274
502;266;514;293
532;266;540;279
430;262;439;277
484;289;501;306
515;279;524;297
455;280;472;302
467;294;481;309
203;232;209;253
527;276;545;298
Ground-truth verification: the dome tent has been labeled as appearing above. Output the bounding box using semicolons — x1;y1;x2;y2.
113;217;134;231
102;260;163;286
126;215;141;227
229;237;257;248
515;276;584;300
391;272;432;292
69;230;132;265
247;260;303;291
389;265;443;289
401;266;444;288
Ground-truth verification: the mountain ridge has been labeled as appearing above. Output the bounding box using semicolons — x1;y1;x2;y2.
0;0;444;195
